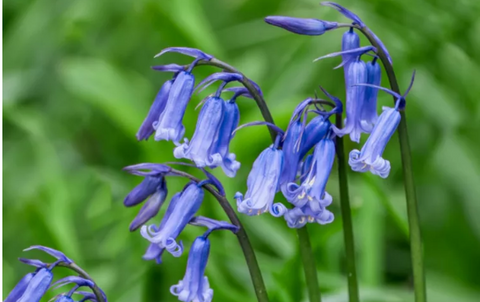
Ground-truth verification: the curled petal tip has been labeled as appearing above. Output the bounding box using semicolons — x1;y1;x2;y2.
154;47;213;60
320;2;365;28
23;245;73;264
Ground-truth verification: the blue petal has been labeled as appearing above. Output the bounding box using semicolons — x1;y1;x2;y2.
124;175;164;207
23;246;73;264
51;276;95;290
151;64;185;73
4;273;35;302
16;268;53;302
195;72;244;94
265;16;337;35
123;163;171;176
154;47;213;61
189;216;239;234
320;2;365;28
129;178;168;231
18;258;47;268
154;71;195;143
137;79;173;141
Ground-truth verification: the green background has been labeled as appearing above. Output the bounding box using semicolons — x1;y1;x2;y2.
4;0;480;301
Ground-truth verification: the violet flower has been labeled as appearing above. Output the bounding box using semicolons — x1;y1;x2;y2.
141;182;204;259
174;96;225;168
265;16;337;35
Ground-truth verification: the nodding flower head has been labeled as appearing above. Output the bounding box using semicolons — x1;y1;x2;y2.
211;99;241;178
14;268;53;302
174;96;225;168
154;71;195;144
136;78;174;141
361;58;382;131
141;182;204;260
265;16;337;35
284;200;334;228
279;118;304;187
283;138;335;210
170;236;213;302
332;58;370;143
349;106;400;178
235;141;287;217
299;115;331;158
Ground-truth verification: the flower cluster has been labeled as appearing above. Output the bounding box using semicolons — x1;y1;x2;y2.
4;246;107;302
121;2;415;301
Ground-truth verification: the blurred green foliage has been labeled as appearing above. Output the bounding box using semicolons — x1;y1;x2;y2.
3;0;480;301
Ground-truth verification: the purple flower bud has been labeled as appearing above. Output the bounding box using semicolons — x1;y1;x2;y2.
283;138;335;210
136;79;173;141
4;272;35;302
129;178;168;231
124;175;165;207
16;268;53;302
154;71;195;144
141;183;204;258
265;16;337;35
333;59;370;143
299;115;331;159
349;107;400;178
342;29;360;86
170;236;213;302
174;96;225;168
361;59;381;130
235;145;287;217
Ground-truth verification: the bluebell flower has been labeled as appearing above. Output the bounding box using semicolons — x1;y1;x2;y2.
349;106;400;178
4;272;35;302
15;267;53;302
136;78;173;141
265;16;337;35
170;236;213;302
361;58;381;131
129;177;168;231
333;58;369;142
342;28;360;85
141;182;204;259
212;99;241;177
154;71;195;144
235;138;287;217
174;96;225;168
283;138;335;209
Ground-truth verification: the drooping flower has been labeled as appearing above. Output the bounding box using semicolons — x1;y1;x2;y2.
136;78;174;141
265;16;337;35
15;268;53;302
235;137;287;217
341;28;360;86
283;138;335;209
154;71;195;144
4;272;35;302
141;182;204;259
333;58;369;142
298;115;331;158
212;99;241;177
349;106;400;178
170;236;213;302
174;96;225;168
361;58;382;130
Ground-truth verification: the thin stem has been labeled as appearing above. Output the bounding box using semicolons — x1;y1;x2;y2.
57;262;106;302
335;113;360;302
355;26;426;302
171;169;270;302
198;59;322;302
297;226;322;302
